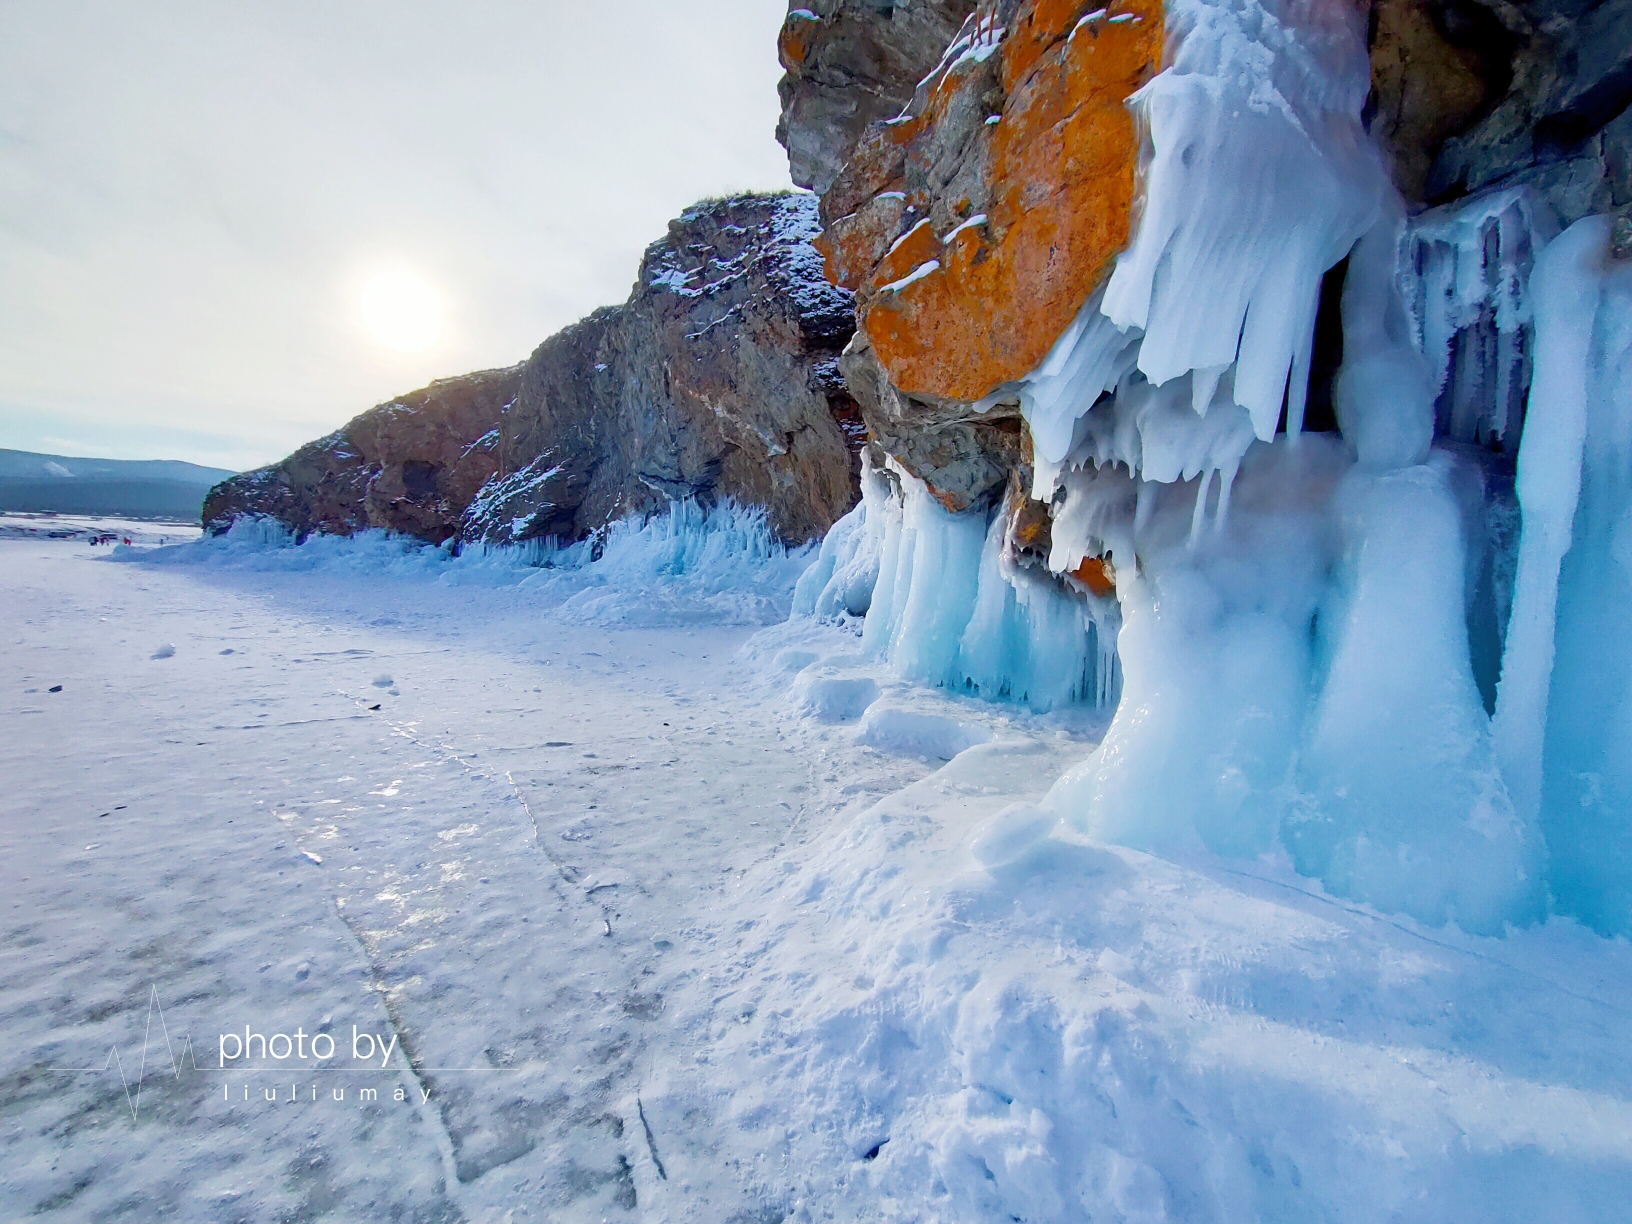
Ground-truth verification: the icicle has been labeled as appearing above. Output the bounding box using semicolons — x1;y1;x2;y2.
1191;363;1227;416
1095;621;1121;710
1099;0;1384;436
1334;204;1434;471
1284;280;1318;439
1133;477;1156;537
1396;187;1559;450
1213;460;1238;534
792;453;892;618
1187;468;1215;547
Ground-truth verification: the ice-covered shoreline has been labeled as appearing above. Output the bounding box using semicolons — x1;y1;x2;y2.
7;522;1632;1220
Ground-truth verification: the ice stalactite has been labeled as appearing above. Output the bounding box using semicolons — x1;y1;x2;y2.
1397;188;1559;453
862;462;1114;712
1494;216;1632;935
795;456;1115;712
1098;0;1386;439
793;455;891;619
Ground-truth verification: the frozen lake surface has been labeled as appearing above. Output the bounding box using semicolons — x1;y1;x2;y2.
5;527;1632;1222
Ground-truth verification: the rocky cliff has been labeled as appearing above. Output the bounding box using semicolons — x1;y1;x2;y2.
778;0;1632;936
205;193;860;547
780;0;1163;510
775;0;979;195
202;365;522;543
469;194;860;547
775;0;1632;510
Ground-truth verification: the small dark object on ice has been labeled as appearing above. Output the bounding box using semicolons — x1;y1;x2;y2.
48;685;62;693
368;703;381;711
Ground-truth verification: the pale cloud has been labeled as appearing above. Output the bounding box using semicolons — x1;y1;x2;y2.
0;0;795;470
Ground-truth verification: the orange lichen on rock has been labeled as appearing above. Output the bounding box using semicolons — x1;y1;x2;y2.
1069;554;1117;597
778;9;821;69
845;0;1163;403
817;193;911;290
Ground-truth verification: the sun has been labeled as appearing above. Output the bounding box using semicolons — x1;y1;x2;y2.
355;265;443;354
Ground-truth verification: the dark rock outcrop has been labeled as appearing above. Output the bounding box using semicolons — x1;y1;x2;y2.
775;0;979;196
205;193;860;548
203;366;522;543
472;193;861;547
1367;0;1512;203
1398;0;1632;225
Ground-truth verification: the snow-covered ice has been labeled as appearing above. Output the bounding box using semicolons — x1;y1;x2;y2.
6;510;1632;1221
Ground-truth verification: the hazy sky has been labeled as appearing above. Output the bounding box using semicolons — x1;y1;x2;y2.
0;1;795;471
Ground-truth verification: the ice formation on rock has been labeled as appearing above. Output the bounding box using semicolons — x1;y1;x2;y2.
1018;0;1390;511
1044;437;1351;862
1025;181;1552;931
864;460;1114;712
1398;188;1560;452
797;457;1115;712
790;0;1632;935
1098;0;1385;439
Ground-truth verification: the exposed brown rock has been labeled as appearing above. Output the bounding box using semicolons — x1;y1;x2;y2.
799;0;1158;509
202;366;522;543
855;0;1162;403
1068;555;1116;598
478;193;860;546
1368;0;1498;202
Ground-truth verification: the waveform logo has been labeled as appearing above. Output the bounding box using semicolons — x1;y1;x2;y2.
46;985;201;1121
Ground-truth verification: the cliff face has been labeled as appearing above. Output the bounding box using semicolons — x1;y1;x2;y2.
774;0;979;196
206;193;860;548
474;194;860;547
1417;0;1632;224
202;365;522;543
784;0;1162;510
780;0;1632;515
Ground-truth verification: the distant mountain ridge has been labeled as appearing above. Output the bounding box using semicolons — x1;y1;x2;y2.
0;448;236;521
0;449;233;483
